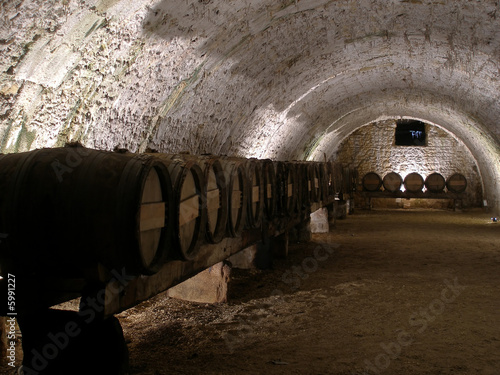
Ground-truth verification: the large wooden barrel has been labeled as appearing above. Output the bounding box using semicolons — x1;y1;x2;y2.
311;163;321;203
382;172;403;192
362;172;383;192
151;154;206;261
446;173;467;193
341;166;352;195
176;154;228;244
283;162;301;215
0;146;174;277
246;159;264;228
275;161;287;216
261;159;277;220
404;172;425;193
220;158;248;237
332;162;343;196
290;162;302;214
325;162;336;200
299;162;313;208
425;172;446;193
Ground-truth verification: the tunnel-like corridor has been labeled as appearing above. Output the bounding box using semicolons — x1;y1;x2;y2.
1;0;500;374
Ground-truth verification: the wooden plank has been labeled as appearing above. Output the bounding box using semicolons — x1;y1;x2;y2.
140;202;165;231
231;190;241;208
252;186;260;203
267;184;272;198
287;183;293;197
207;189;220;210
179;195;200;226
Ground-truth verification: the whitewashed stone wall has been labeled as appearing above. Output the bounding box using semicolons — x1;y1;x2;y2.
335;120;483;207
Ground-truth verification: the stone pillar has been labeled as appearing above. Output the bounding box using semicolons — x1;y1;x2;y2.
228;245;258;269
166;261;231;304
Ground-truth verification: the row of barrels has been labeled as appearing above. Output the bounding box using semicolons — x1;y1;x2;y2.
362;171;467;193
0;146;355;279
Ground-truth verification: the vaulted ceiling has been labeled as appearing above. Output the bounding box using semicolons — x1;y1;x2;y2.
1;0;499;210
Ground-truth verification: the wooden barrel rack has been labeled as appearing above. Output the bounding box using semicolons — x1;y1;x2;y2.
360;171;467;210
0;146;360;374
0;146;357;316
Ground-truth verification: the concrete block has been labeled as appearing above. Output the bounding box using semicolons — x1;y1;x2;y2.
228;245;258;269
166;262;231;304
310;207;329;233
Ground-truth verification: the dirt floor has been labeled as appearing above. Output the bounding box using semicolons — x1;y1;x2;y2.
2;208;499;374
116;208;500;375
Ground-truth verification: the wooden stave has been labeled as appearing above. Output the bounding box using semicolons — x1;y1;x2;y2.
274;161;287;217
245;158;264;229
261;159;277;220
219;158;248;238
282;162;301;216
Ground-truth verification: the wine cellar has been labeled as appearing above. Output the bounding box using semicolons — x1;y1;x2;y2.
0;0;499;374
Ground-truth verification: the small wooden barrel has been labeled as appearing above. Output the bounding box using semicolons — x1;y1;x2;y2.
383;172;403;192
342;166;352;195
311;163;321;203
203;157;228;244
261;159;277;220
0;146;174;277
362;172;383;192
332;162;343;195
220;158;248;237
425;172;446;193
315;162;329;202
404;172;424;193
299;162;313;208
152;154;206;261
246;159;264;228
282;162;300;215
446;173;467;193
275;161;287;216
276;162;297;216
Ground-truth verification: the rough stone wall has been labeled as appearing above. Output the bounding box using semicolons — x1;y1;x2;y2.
0;0;499;212
335;120;483;207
